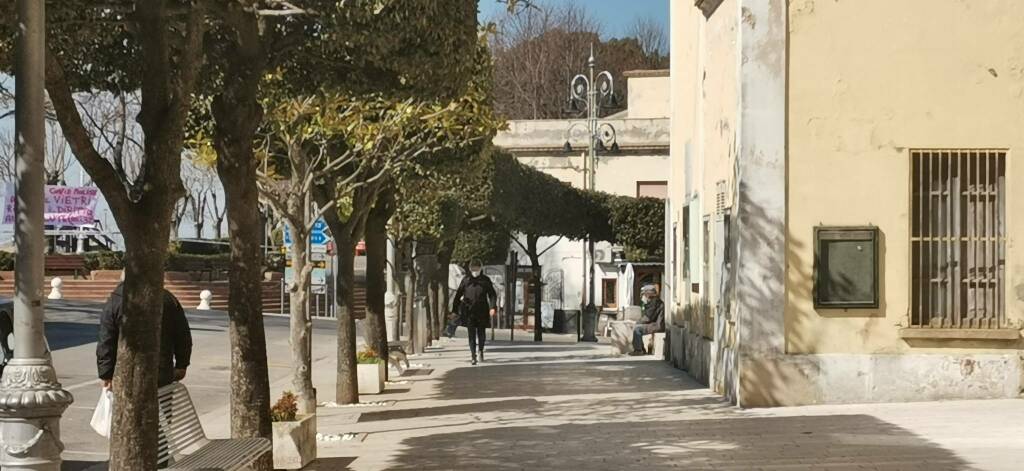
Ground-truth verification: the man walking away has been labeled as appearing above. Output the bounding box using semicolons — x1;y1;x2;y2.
630;285;664;355
97;282;193;389
451;260;497;365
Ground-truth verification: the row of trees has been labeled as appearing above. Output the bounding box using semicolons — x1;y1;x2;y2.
2;1;484;469
1;1;664;469
382;143;665;347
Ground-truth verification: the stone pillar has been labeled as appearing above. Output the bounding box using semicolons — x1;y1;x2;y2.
734;0;788;407
0;2;74;469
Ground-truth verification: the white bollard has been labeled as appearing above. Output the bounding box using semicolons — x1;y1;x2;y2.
197;290;212;310
47;277;63;300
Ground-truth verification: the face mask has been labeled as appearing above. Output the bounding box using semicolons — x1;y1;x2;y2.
471;270;481;277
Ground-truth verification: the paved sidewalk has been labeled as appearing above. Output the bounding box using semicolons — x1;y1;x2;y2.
305;335;1024;471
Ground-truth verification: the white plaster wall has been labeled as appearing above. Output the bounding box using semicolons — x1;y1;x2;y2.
626;74;671;120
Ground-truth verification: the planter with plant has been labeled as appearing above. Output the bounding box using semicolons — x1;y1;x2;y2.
356;346;386;395
270;391;317;470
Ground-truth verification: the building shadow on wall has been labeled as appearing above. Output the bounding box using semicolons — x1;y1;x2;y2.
386;414;968;470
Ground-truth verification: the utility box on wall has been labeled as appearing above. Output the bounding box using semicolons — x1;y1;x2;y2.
813;227;879;309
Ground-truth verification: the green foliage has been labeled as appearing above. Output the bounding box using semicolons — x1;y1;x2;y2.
460;146;663;260
269;391;298;422
604;195;665;261
452;224;511;265
356;346;381;364
165;253;231;272
0;251;13;271
82;251;125;271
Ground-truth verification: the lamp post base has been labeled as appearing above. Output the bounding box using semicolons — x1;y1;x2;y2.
0;359;74;471
580;303;599;342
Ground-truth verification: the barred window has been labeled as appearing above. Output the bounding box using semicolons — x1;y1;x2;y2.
910;150;1006;328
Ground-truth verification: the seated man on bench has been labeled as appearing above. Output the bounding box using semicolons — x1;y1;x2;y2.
630;284;664;356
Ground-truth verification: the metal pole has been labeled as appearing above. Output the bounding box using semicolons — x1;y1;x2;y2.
1;2;73;469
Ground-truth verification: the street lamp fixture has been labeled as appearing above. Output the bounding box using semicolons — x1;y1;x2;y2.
564;44;619;342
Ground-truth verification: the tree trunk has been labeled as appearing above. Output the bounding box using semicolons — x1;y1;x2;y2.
428;280;439;341
527;235;543;341
109;214;173;470
364;198;389;376
424;270;436;344
288;226;316;413
334;230;359;404
405;242;419;353
194;222;203;239
211;31;272;469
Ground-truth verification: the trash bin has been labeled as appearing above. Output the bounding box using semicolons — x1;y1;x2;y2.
581;304;598;342
553;309;566;333
563;309;580;336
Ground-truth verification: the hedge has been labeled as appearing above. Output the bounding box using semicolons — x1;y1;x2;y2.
485;148;663;261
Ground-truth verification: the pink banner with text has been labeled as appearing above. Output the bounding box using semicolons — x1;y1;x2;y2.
3;185;100;226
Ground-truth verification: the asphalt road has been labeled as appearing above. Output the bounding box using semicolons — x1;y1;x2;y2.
42;299;346;468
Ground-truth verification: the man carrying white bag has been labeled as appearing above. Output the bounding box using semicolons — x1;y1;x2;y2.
91;282;193;438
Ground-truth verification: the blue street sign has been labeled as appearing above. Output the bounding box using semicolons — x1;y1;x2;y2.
310;219;329;246
283;218;330;248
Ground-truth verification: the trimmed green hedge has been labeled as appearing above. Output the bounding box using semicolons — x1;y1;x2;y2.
82;251;125;271
451;223;510;265
79;251;234;272
486;148;664;261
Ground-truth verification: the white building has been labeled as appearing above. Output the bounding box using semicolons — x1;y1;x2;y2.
493;70;670;328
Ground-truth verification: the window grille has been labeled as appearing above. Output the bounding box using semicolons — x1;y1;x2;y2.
910;150;1006;328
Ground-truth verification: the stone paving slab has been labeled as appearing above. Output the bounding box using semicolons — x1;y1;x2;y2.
309;336;1024;471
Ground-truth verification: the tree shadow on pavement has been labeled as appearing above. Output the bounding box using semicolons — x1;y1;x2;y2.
45;322;98;350
61;460;106;471
301;457;356;470
386;415;969;470
479;353;612;364
435;360;699;399
482;345;598;354
358;398;541;423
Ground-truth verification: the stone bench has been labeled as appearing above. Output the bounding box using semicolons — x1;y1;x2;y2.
647;332;666;359
608;320;635;355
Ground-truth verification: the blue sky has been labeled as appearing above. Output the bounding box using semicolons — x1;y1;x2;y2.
477;0;669;40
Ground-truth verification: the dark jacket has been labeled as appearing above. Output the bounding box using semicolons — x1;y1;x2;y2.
452;274;497;328
637;297;665;334
97;283;192;387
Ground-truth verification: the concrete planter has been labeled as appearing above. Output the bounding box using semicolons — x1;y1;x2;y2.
357;361;385;394
272;413;317;470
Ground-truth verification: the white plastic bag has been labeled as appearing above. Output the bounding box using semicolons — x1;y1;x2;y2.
90;388;113;438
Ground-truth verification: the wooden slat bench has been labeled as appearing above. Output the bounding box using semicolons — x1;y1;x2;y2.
158;382;270;470
44;255;86;279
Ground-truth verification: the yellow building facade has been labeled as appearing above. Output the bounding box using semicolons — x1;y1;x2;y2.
667;0;1024;406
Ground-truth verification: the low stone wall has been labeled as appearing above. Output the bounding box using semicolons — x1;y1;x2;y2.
740;352;1024;407
666;324;713;386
